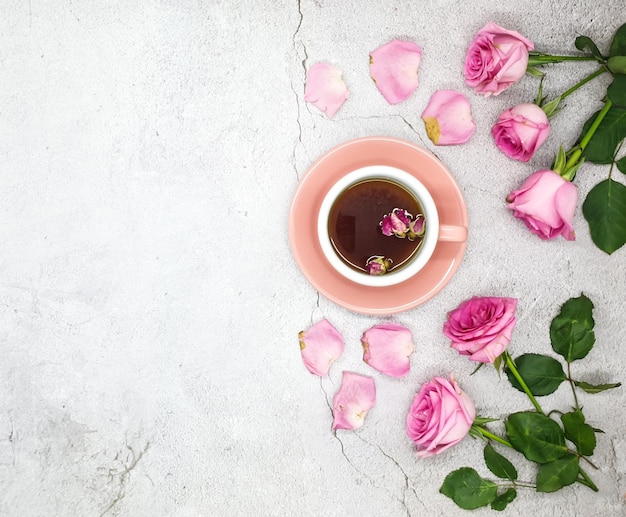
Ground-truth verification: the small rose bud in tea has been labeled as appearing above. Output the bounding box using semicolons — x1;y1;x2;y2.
408;215;425;240
366;256;391;275
381;208;412;238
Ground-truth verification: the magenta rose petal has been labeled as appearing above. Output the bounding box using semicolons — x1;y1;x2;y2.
298;319;344;376
304;62;349;118
361;323;414;377
421;90;476;145
443;297;518;364
370;39;422;104
332;371;376;431
406;376;475;458
507;170;578;240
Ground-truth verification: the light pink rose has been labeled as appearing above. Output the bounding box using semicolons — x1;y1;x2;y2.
370;39;422;104
492;103;551;162
507;170;577;241
332;371;376;431
298;319;344;376
443;297;518;363
463;22;534;96
421;90;476;145
406;376;475;458
361;323;414;377
304;62;349;118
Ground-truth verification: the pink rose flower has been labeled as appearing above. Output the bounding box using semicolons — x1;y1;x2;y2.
421;90;476;145
366;256;391;275
370;39;422;104
380;208;412;237
463;22;534;96
492;103;551;162
406;376;475;458
361;323;414;377
443;297;518;363
332;371;376;431
304;62;349;118
507;170;577;240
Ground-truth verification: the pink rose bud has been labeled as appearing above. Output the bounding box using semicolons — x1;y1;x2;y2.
421;90;476;145
361;323;414;377
332;371;376;431
366;256;391;276
380;208;411;237
463;22;534;96
298;319;344;376
370;39;422;104
406;376;475;458
507;169;577;240
304;62;349;118
408;215;425;239
444;297;518;363
492;103;551;162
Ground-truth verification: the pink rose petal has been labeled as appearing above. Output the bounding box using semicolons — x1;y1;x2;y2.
361;323;414;377
298;319;344;376
304;62;349;118
421;90;476;145
332;371;376;431
370;39;422;104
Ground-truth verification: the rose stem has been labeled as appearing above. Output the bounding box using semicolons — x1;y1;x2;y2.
566;362;581;410
578;467;599;492
562;99;613;180
503;352;544;414
559;67;607;101
476;426;512;448
527;53;600;66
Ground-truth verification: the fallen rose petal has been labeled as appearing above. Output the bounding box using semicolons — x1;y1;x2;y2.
332;371;376;431
361;323;414;377
370;39;422;104
421;90;476;145
298;319;344;376
304;62;349;118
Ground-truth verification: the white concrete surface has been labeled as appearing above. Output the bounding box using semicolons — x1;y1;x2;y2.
1;1;625;516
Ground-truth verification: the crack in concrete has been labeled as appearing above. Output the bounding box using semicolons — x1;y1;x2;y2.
290;0;308;182
399;116;439;160
99;441;151;517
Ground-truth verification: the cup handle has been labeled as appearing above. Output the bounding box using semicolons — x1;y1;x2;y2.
439;224;467;242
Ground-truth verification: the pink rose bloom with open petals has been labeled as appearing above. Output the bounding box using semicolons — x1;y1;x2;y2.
304;62;349;118
444;296;518;363
406;376;475;458
463;22;534;96
370;39;422;104
298;319;344;376
421;90;476;145
332;371;376;431
361;323;414;377
492;103;550;162
507;170;577;240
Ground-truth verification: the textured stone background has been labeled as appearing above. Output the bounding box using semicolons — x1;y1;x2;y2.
1;1;625;516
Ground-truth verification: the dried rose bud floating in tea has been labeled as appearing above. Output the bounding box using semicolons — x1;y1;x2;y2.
328;179;425;275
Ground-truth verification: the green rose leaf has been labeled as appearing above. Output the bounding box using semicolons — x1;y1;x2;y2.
608;74;626;107
609;23;626;57
617;157;626;175
484;443;518;481
574;380;622;394
575;35;604;60
561;410;596;456
491;488;517;512
583;178;626;255
582;106;626;164
550;294;596;361
505;412;568;464
505;353;566;396
536;454;580;493
439;467;498;510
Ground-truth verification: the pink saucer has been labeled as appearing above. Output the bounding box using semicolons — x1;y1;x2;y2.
288;137;468;315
